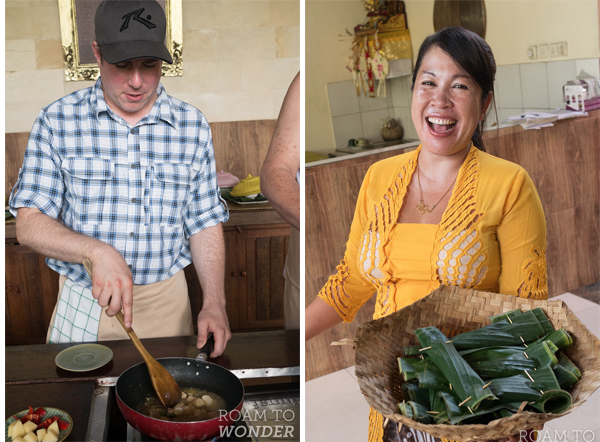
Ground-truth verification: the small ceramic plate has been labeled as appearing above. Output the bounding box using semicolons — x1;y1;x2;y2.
222;192;268;205
5;408;73;442
55;344;113;372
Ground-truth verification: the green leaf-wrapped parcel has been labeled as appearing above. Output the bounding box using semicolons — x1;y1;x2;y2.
415;327;498;411
449;310;546;350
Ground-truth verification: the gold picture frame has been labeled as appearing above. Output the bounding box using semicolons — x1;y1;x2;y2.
58;0;183;81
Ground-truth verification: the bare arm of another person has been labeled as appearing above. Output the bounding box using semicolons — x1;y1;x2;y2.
305;297;343;341
260;72;300;230
189;223;232;357
16;207;134;327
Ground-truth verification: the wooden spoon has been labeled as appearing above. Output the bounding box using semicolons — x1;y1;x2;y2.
82;259;181;408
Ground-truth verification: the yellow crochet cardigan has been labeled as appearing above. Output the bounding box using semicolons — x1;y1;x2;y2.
318;145;548;442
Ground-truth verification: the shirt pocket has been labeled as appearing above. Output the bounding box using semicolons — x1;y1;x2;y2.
148;163;192;227
63;157;115;225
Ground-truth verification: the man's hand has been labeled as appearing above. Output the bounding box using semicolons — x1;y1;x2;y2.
189;224;230;357
88;246;134;328
196;303;231;357
15;207;135;327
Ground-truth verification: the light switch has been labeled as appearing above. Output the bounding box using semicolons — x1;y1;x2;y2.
549;43;558;57
558;42;568;57
539;44;548;58
527;46;537;60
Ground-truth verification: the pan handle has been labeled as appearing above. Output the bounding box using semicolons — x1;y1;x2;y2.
196;332;214;361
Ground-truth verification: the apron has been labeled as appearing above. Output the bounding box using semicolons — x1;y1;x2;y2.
47;270;194;343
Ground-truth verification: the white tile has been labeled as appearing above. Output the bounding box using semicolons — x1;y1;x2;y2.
394;107;418;141
345;365;359;383
547;60;577;109
327;81;360;117
552;293;599;314
361;109;395;143
358;87;392;113
520;63;550;109
305;389;370;442
306;367;361;406
572;307;600;339
495;65;523;109
576;58;600;79
332;114;364;149
390;75;412;108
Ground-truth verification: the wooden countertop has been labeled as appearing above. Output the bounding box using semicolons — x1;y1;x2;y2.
6;330;299;385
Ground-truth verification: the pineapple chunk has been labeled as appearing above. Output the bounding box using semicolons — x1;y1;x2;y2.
47;421;60;437
23;431;38;442
12;437;26;442
7;420;19;438
41;431;58;442
23;421;38;434
12;420;26;439
36;429;47;442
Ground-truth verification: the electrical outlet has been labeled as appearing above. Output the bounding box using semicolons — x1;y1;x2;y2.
550;43;559;57
527;46;537;60
539;44;548;58
558;42;568;57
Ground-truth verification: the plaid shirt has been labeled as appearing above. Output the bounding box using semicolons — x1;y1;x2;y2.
10;79;229;287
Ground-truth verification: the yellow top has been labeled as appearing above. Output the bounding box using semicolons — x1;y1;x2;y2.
317;145;548;442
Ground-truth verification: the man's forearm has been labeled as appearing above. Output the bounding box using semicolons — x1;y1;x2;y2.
189;224;226;307
16;207;108;263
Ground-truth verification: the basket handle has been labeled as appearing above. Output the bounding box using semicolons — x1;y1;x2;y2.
330;338;358;346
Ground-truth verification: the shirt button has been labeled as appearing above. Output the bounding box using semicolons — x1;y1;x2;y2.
128;264;133;269
130;164;136;169
130;128;137;134
129;232;135;237
131;198;137;203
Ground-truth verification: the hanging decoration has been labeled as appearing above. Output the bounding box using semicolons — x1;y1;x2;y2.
346;0;413;98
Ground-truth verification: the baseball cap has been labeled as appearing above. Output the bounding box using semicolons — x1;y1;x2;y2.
95;0;173;64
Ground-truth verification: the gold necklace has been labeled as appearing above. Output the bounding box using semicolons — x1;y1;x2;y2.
414;165;457;215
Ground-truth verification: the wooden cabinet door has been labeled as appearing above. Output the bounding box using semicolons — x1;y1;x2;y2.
184;228;245;333
240;225;291;329
5;244;59;346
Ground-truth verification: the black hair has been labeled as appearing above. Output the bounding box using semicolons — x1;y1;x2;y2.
411;27;496;151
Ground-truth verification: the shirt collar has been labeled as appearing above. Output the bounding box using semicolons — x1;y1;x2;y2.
91;78;179;130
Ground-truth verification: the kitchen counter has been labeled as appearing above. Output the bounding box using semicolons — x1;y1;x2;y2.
307;140;419;168
5;330;300;441
6;330;299;385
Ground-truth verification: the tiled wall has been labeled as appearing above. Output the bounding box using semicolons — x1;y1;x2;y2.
327;58;600;149
5;0;299;133
327;80;396;149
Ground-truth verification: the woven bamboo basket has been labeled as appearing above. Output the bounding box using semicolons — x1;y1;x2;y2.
354;286;600;441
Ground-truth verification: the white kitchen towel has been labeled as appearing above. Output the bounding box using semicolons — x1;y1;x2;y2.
49;279;102;343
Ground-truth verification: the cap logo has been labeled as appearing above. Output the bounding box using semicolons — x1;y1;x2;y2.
120;8;156;32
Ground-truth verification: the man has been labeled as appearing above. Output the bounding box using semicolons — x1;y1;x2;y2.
9;0;230;356
260;72;300;330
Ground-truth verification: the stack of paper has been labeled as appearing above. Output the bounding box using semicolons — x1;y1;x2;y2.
501;110;588;130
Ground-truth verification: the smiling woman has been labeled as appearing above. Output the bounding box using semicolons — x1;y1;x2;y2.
305;27;548;442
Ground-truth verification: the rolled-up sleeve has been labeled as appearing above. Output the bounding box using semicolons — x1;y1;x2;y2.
183;124;229;238
9;113;64;219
